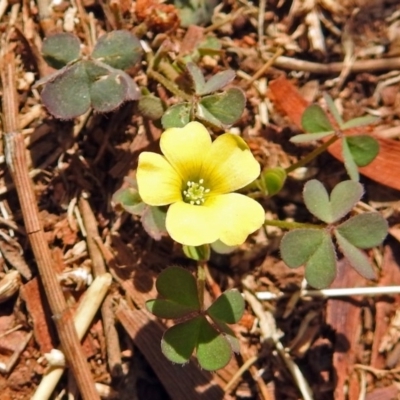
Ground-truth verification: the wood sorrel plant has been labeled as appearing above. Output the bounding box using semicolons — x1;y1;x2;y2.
35;30;142;119
35;29;387;371
290;93;380;181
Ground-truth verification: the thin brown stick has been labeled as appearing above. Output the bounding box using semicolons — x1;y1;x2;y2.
78;196;122;378
1;51;100;400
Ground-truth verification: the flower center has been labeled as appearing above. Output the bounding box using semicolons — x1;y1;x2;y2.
183;179;210;205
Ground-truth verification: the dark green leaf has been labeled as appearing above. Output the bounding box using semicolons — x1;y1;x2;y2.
141;206;167;241
196;317;232;371
155;266;200;311
162;102;191;129
335;213;388;249
199;70;235;95
342;138;360;181
197;87;245;127
304;231;337;289
92;30;142;70
161;317;202;364
335;232;376;280
41;63;90;119
345;136;380;167
42;33;81;69
301;104;333;133
303;180;332;223
207;289;244;324
146;299;199;319
280;229;326;268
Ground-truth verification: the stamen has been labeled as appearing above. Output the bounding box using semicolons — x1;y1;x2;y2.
182;179;209;205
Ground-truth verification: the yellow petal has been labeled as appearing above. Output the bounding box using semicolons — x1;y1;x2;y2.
160;121;212;181
166;201;220;246
137;152;182;206
208;193;265;246
201;134;260;194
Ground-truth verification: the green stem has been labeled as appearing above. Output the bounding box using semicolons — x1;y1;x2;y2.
285;135;339;173
264;219;325;230
158;60;180;83
148;70;192;102
197;262;206;311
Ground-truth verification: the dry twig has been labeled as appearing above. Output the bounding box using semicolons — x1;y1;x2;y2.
0;49;100;400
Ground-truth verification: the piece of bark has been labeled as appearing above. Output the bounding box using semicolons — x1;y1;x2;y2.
326;260;369;400
370;241;400;369
20;278;56;353
365;384;399;400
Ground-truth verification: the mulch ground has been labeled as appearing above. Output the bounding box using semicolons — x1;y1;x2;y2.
1;0;400;399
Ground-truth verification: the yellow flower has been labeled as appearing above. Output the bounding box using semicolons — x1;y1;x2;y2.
137;121;265;246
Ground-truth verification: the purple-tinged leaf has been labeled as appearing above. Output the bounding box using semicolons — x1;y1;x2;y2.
41;63;90;119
